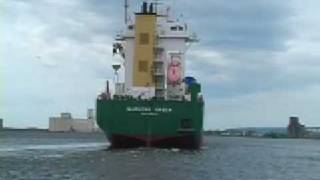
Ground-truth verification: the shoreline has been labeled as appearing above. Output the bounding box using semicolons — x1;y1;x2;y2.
0;128;103;134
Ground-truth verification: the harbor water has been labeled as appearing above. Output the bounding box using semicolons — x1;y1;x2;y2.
0;131;319;180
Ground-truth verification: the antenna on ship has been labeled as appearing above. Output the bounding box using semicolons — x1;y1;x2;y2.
124;0;129;24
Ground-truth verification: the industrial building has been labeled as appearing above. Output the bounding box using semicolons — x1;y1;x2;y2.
287;117;306;138
49;109;96;133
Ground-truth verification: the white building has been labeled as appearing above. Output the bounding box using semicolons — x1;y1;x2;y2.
49;114;73;132
49;110;96;133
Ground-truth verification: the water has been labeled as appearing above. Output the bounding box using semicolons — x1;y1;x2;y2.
0;131;319;180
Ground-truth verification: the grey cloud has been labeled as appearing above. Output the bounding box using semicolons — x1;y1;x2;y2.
174;0;293;51
178;1;311;100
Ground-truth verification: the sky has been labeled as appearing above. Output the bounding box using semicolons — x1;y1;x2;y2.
1;0;320;130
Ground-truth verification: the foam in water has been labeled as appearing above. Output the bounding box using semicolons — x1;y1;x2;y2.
0;142;109;152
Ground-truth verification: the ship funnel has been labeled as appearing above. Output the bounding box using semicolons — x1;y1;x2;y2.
142;2;148;13
149;3;154;13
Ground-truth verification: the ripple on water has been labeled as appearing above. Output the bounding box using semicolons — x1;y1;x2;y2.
1;133;320;180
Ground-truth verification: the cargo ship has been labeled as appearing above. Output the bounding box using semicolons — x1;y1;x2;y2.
97;1;204;149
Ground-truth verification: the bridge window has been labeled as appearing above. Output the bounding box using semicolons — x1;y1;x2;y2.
171;26;184;31
170;26;177;31
128;25;134;30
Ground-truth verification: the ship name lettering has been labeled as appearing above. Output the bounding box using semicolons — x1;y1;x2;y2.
126;107;151;112
154;108;172;113
127;107;172;113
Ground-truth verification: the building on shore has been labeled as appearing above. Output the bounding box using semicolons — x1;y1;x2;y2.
49;109;97;133
306;127;320;138
0;118;3;129
287;117;306;138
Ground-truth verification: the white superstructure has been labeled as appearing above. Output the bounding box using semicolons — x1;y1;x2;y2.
112;1;198;100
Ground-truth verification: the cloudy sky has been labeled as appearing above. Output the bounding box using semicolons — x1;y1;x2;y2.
1;0;320;129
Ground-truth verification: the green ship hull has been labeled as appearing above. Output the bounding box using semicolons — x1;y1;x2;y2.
96;84;204;149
